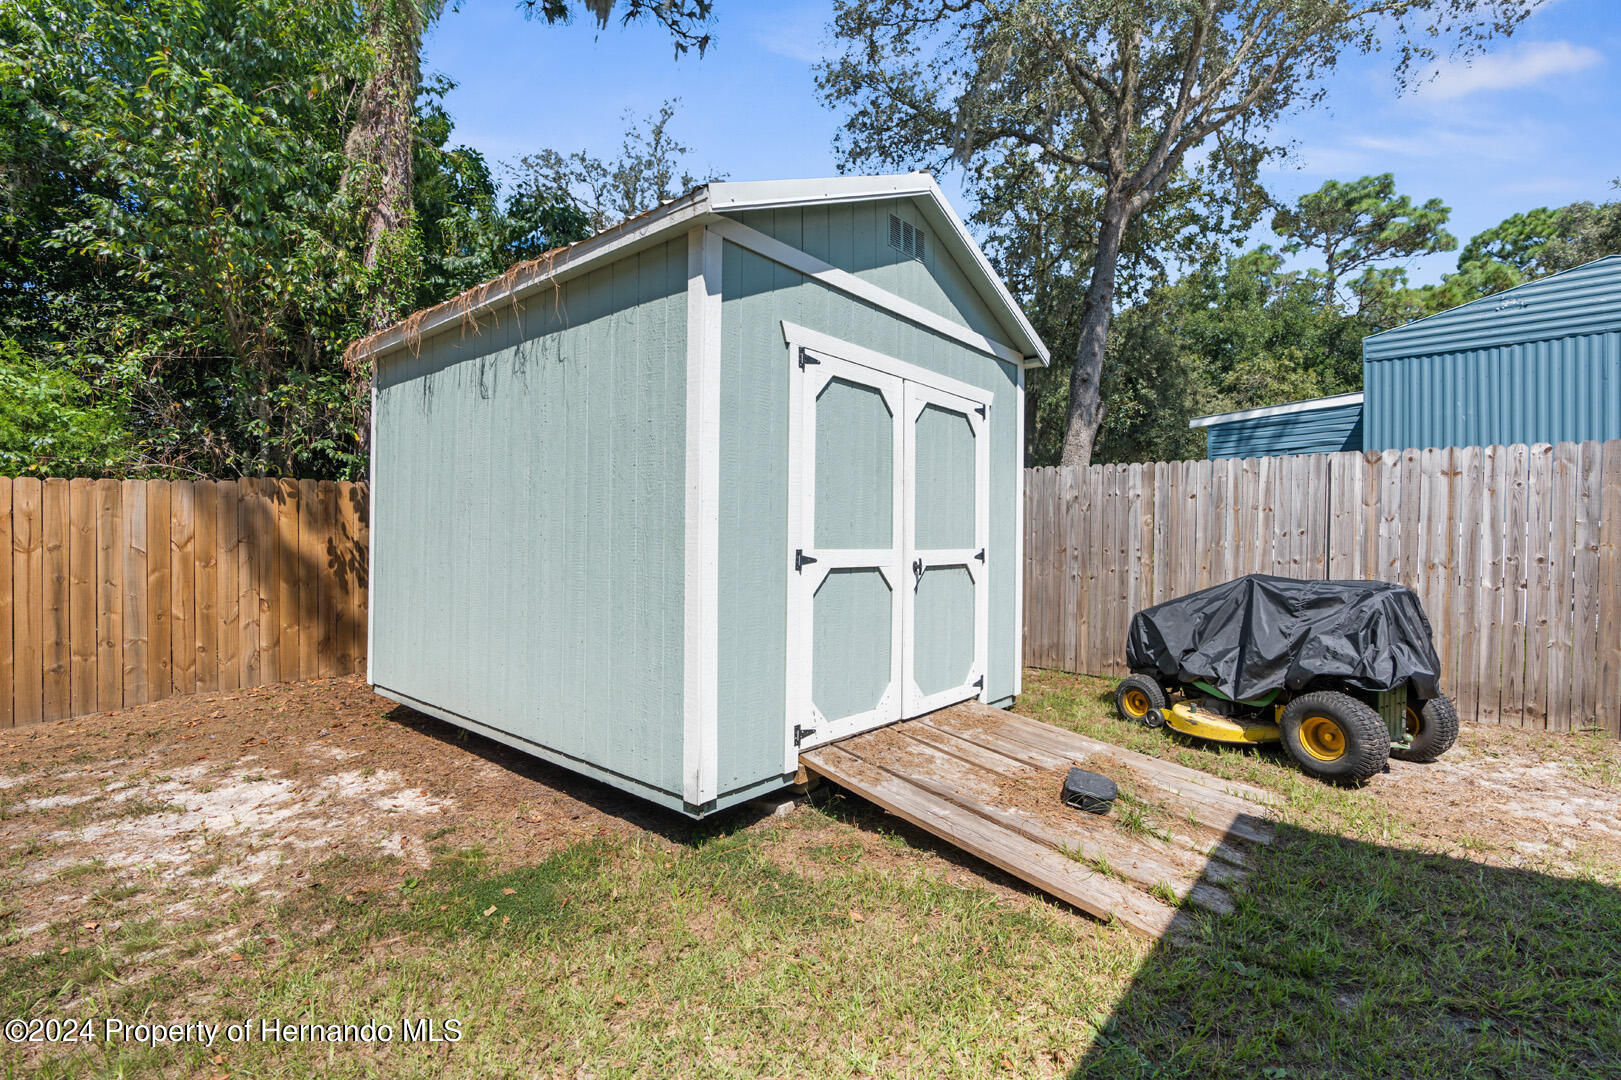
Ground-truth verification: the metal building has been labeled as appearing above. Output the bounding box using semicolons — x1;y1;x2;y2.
1362;255;1621;451
1190;392;1365;459
349;175;1048;817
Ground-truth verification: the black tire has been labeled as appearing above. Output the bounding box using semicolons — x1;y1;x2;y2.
1391;695;1459;763
1116;675;1167;725
1280;691;1390;783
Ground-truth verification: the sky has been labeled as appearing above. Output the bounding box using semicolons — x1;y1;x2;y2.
423;0;1621;287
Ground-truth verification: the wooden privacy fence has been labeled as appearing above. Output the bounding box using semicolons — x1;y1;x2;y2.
1;478;368;729
1023;440;1621;738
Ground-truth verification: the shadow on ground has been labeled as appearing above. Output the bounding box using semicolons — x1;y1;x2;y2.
1069;819;1621;1078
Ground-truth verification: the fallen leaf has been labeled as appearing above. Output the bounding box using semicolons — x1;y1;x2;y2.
229;953;244;963
501;888;516;896
211;1055;225;1065
501;915;510;926
849;910;865;924
612;995;626;1006
81;921;100;931
482;905;497;917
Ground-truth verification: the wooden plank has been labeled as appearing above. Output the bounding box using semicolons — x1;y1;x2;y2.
67;479;97;718
1597;442;1621;738
1476;446;1506;724
802;744;1179;936
1396;448;1422;592
1058;468;1078;672
1108;465;1129;674
1126;463;1147;652
350;481;370;676
169;479;197;697
297;478;320;680
0;478;11;728
1500;444;1530;727
1359;451;1381;582
146;480;172;704
315;481;339;677
1546;442;1578;732
333;481;358;675
121;481;148;708
1419;449;1452;691
1083;466;1106;675
1152;462;1172;600
239;479;263;686
876;732;1237;910
256;479;281;685
1521;444;1553;729
10;479;43;727
1270;456;1293;578
277;479;300;682
216;481;241;692
1021;471;1039;666
194;480;218;693
1571;443;1603;731
1451;447;1483;721
95;479;123;714
1376;450;1402;584
1193;459;1214;588
41;478;70;722
1254;455;1275;580
1306;453;1330;579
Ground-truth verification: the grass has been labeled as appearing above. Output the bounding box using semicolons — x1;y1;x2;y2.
2;668;1618;1079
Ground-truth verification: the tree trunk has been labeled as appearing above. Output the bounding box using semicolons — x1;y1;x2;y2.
1059;203;1129;467
343;0;423;332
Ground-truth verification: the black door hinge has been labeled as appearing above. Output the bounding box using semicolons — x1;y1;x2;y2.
973;675;985;691
794;724;818;747
798;348;821;370
974;548;986;562
795;549;818;572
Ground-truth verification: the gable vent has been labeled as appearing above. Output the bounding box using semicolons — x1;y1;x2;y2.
888;214;926;261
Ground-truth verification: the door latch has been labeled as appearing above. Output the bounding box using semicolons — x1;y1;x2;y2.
795;549;818;572
912;557;924;578
794;724;818;747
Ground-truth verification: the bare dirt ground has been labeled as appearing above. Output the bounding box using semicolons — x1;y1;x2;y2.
1;674;1616;961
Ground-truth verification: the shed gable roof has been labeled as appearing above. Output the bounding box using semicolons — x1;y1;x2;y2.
1363;255;1621;362
349;173;1049;367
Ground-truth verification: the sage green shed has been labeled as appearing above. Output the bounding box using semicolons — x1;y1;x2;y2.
354;174;1049;816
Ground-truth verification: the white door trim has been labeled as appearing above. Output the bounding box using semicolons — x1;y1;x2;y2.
781;321;994;406
901;381;992;717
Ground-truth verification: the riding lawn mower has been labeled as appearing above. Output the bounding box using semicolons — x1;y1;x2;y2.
1115;575;1458;783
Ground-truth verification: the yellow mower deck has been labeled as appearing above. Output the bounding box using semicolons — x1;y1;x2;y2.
1165;701;1281;746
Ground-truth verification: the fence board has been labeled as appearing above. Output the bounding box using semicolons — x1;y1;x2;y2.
95;480;123;713
0;478;11;728
217;482;241;693
1523;445;1553;729
12;479;43;727
1572;444;1602;730
277;480;300;682
195;480;218;693
1478;446;1506;725
1599;443;1621;737
1452;447;1482;722
68;479;98;717
170;479;197;697
121;481;148;708
41;479;70;722
1547;442;1578;732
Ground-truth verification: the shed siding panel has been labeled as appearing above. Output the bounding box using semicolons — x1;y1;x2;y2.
717;237;1022;795
1205;402;1364;459
371;238;688;800
734;198;1019;352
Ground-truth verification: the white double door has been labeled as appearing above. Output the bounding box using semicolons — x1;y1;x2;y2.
786;334;990;758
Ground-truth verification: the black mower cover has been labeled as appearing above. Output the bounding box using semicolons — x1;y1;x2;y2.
1125;574;1442;702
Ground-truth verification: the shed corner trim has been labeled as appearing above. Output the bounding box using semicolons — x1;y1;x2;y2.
683;224;723;806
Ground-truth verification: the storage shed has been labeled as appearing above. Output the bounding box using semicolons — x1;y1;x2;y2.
1189;392;1365;459
352;174;1049;817
1362;255;1621;451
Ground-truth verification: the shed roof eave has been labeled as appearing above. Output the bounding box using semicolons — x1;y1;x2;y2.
1188;391;1365;429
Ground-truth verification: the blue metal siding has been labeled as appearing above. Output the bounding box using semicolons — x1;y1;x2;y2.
1205;401;1364;459
1364;256;1621;361
1362;256;1621;451
1364;329;1621;451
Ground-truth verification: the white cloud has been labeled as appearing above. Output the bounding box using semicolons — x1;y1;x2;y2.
747;4;834;66
1418;40;1603;101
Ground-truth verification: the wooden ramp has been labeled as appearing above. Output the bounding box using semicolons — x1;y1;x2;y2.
800;702;1280;936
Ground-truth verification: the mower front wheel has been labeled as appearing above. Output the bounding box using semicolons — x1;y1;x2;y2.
1391;695;1460;763
1115;675;1167;726
1280;691;1389;784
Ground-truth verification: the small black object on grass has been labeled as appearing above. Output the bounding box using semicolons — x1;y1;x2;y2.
1061;767;1118;815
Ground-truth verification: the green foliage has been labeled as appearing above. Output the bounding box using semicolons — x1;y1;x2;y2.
1271;174;1456;305
0;340;133;476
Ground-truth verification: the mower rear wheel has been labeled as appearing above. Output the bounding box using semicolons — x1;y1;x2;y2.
1391;695;1460;763
1115;675;1167;726
1280;691;1389;783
